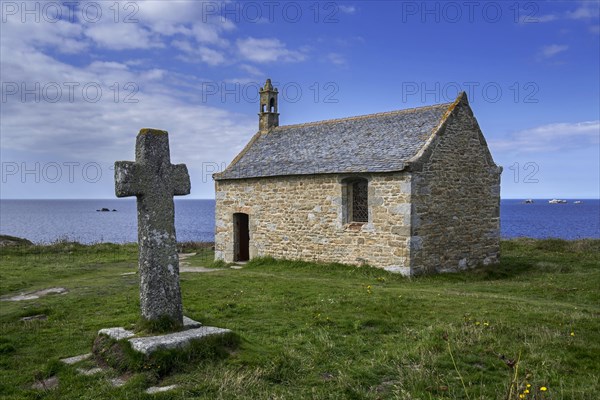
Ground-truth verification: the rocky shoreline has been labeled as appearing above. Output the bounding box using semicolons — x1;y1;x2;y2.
0;234;33;247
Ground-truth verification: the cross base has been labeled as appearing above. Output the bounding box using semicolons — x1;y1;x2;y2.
95;317;232;357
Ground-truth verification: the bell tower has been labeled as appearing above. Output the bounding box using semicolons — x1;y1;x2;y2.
258;78;279;131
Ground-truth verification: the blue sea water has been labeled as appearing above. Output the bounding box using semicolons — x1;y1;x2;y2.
0;199;598;244
500;199;599;240
0;199;215;244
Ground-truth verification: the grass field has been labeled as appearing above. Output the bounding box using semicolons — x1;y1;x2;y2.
0;239;598;399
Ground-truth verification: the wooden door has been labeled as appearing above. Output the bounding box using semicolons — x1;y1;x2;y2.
233;213;249;261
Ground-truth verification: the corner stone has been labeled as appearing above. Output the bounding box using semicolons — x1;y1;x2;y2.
383;265;411;276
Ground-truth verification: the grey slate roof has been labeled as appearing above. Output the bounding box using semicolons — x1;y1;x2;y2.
215;101;454;180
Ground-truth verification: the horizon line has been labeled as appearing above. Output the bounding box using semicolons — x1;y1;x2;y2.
1;197;599;201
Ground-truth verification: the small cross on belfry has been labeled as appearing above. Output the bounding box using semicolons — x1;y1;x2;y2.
115;129;190;328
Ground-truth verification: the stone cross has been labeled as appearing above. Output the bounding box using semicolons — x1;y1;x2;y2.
114;129;190;327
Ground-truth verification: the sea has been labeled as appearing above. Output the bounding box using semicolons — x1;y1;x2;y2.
0;199;598;244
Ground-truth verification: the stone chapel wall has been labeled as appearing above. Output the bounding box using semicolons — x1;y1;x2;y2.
215;172;413;272
409;100;502;274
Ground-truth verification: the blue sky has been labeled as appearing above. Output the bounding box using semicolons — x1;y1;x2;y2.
1;0;598;199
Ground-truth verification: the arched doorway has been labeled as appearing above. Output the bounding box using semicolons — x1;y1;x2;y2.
233;213;249;262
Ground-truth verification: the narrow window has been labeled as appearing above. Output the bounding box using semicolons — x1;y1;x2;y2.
343;177;368;223
351;179;368;222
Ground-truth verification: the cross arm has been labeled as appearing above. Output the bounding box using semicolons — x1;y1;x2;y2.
115;161;145;197
170;164;191;196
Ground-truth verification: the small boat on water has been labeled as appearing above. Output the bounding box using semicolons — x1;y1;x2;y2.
524;199;534;204
574;200;583;204
548;199;567;204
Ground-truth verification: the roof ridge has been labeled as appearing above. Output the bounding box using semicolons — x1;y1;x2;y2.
407;92;465;164
274;102;453;130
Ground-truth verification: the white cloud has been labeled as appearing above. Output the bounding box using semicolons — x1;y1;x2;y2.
84;18;163;50
339;5;357;14
236;37;306;63
518;1;598;25
172;40;226;66
140;69;167;81
2;1;237;61
133;1;236;47
0;15;254;198
566;2;599;20
0;0;319;198
491;121;600;153
327;53;346;66
538;44;568;59
239;64;264;76
135;0;204;24
0;17;88;54
535;14;559;23
191;20;234;46
133;0;232;33
81;0;232;51
198;47;227;65
172;39;194;52
120;1;235;63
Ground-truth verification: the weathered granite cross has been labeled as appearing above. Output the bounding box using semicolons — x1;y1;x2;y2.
114;129;190;328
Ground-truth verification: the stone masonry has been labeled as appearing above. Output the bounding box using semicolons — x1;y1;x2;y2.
214;81;501;275
216;172;414;273
409;97;502;274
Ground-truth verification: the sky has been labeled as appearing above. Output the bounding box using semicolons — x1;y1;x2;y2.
1;0;599;200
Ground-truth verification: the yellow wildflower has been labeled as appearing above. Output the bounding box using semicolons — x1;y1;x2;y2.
540;386;548;391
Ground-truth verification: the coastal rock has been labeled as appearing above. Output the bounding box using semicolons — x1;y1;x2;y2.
0;234;33;247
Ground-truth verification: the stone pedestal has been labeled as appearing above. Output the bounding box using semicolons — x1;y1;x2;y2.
98;317;231;356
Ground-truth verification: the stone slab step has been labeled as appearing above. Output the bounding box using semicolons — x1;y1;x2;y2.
146;384;178;394
60;353;92;365
130;326;231;355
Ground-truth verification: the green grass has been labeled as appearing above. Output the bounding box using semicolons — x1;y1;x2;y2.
0;239;598;399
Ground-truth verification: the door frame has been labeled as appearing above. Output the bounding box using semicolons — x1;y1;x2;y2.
233;213;249;262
